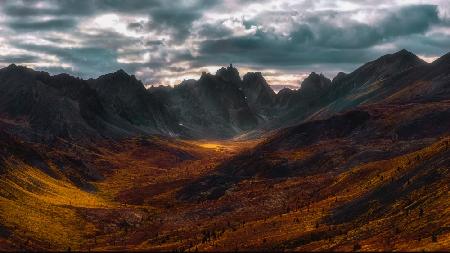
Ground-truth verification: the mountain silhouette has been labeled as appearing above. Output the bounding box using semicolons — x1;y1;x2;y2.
1;49;448;141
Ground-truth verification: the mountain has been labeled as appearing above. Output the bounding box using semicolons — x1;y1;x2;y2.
241;72;277;118
0;65;184;142
268;72;333;129
328;49;426;100
149;64;260;138
0;64;107;141
277;72;331;108
267;49;428;129
0;49;437;141
313;49;428;117
88;70;181;136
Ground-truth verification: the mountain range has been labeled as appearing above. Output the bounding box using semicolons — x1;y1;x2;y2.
1;49;446;141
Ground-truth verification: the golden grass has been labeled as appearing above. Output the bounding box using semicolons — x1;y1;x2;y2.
1;136;448;251
0;159;113;250
2;160;111;208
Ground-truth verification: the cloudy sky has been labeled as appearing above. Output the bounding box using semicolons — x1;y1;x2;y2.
0;0;449;90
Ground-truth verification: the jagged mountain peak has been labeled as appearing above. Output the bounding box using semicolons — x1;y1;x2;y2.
179;79;197;86
116;68;128;74
241;71;276;110
304;72;329;82
199;71;214;81
241;71;275;97
332;72;347;82
394;49;417;57
93;68;145;94
377;49;425;65
278;87;295;95
242;72;264;82
307;71;322;77
300;72;331;91
360;49;426;74
216;64;241;83
1;64;35;76
394;48;413;56
242;72;269;89
5;63;19;70
98;68;134;81
52;72;82;81
5;63;28;71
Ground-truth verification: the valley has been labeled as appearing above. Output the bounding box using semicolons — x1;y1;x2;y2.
1;113;449;251
0;49;449;251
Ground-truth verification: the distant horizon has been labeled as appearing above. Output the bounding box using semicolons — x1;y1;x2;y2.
2;48;447;93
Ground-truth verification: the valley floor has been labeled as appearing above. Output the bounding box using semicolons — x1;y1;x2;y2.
0;134;449;251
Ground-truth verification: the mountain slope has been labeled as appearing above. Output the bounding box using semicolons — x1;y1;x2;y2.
0;49;439;141
88;70;181;136
310;49;429;119
0;65;108;141
241;72;277;118
149;65;259;138
268;72;333;129
0;65;183;141
268;49;428;129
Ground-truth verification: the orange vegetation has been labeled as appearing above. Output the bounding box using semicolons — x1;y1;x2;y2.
0;132;448;251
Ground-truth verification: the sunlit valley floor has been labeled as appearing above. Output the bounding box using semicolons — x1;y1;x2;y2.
0;128;449;251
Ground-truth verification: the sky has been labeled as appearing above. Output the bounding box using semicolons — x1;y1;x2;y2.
0;0;449;91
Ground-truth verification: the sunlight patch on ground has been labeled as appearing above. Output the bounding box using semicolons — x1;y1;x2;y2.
197;143;223;150
185;139;262;154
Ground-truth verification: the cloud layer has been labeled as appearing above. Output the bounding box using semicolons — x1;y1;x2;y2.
0;0;449;88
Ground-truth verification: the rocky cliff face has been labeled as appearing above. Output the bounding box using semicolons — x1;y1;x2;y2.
149;64;259;139
1;49;448;141
88;70;180;135
241;72;277;118
0;64;107;141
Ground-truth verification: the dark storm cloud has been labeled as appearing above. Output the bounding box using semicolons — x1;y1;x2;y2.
379;5;440;37
3;0;219;41
14;43;120;77
393;33;450;55
75;30;143;50
199;33;374;66
3;0;156;17
145;40;164;46
0;54;41;63
194;4;444;69
127;22;145;32
196;23;234;39
2;0;94;17
145;1;220;42
7;18;77;31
